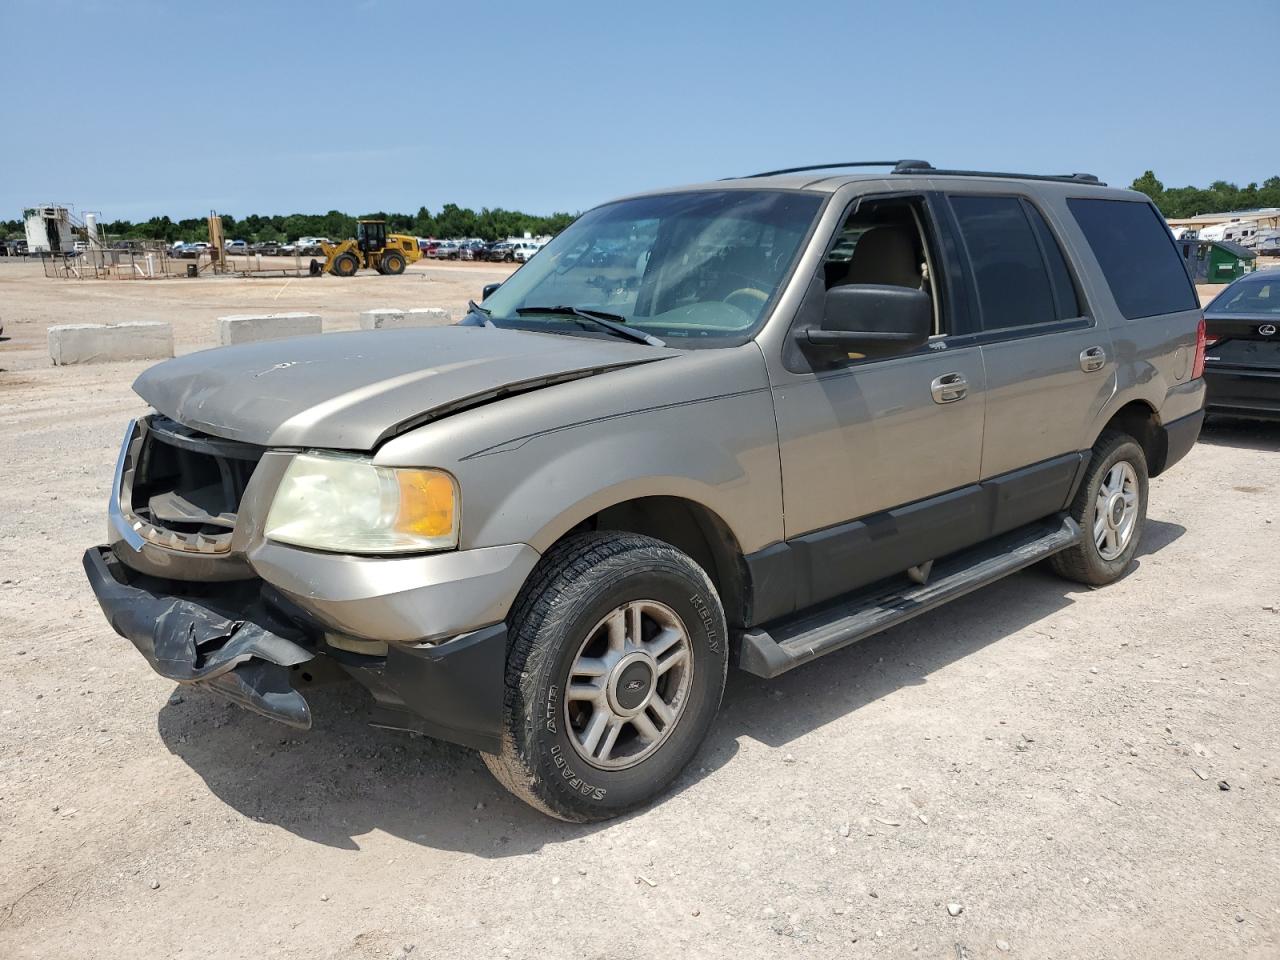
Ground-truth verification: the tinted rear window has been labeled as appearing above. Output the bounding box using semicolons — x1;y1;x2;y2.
1067;198;1198;319
950;195;1059;331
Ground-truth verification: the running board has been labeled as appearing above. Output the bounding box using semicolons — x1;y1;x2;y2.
737;514;1081;679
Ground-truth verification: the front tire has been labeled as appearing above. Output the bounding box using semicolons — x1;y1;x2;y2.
483;532;728;821
331;251;359;277
1050;430;1148;585
381;251;406;275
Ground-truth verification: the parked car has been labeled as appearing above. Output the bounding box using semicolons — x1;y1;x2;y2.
487;241;515;262
253;241;281;256
225;240;249;256
82;161;1205;822
459;239;489;261
171;242;209;259
294;237;329;256
512;240;544;262
1202;270;1280;420
430;240;461;260
277;241;298;256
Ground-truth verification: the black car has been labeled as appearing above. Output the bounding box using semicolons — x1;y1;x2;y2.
1203;270;1280;421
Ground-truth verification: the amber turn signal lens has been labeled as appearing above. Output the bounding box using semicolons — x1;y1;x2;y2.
394;469;458;540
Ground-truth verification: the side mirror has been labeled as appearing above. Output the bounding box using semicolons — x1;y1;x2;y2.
481;282;502;301
799;284;932;358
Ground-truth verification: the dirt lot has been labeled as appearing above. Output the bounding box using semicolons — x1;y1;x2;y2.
1;261;1278;959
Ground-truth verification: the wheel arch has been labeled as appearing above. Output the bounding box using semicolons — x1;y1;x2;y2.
535;493;752;629
1092;398;1170;475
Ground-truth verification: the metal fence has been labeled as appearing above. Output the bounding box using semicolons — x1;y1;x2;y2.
36;246;315;280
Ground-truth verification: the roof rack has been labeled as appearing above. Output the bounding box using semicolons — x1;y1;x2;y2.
891;162;1106;186
739;159;1104;186
738;160;929;179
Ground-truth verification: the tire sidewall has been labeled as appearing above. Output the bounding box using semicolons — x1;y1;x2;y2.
1081;438;1148;578
520;557;726;818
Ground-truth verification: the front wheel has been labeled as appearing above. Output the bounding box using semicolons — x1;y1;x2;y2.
483;532;728;821
331;251;359;277
381;251;406;275
1050;430;1149;585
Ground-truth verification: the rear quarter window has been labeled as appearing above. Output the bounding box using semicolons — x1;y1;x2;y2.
1066;198;1198;319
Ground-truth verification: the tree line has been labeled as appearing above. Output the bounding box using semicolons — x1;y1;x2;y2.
1130;172;1280;218
0;203;578;244
6;175;1279;242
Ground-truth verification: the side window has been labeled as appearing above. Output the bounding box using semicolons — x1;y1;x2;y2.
1066;198;1199;319
825;196;946;335
948;195;1059;332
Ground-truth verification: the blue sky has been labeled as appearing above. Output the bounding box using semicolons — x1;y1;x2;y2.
2;0;1276;222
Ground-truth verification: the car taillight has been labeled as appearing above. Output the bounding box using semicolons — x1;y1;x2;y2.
1191;315;1207;379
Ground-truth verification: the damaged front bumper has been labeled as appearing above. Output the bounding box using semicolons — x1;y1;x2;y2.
82;545;509;751
84;545;316;727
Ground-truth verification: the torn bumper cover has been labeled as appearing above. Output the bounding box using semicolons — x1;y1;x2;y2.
82;545;509;752
83;546;315;728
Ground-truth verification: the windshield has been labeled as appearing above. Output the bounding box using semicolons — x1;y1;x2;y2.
1208;276;1280;315
479;190;823;344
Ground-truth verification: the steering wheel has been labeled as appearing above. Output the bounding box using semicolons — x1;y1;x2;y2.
724;287;769;314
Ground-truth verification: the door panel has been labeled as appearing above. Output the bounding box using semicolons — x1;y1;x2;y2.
979;327;1115;478
774;345;986;539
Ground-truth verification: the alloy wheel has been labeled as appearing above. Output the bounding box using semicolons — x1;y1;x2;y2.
1094;460;1139;560
564;599;694;770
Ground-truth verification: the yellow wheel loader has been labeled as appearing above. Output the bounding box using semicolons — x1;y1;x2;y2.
311;220;423;277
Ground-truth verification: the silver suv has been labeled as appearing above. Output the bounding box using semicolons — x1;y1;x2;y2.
84;161;1206;821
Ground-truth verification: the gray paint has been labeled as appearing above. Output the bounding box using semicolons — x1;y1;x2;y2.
105;169;1204;646
133;325;677;449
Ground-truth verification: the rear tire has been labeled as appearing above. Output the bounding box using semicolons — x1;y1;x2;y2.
381;251;406;275
483;532;728;822
331;252;359;277
1050;430;1148;586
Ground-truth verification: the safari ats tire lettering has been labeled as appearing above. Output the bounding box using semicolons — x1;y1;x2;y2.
550;744;607;800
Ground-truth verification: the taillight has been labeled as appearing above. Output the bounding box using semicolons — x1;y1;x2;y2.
1191;315;1207;379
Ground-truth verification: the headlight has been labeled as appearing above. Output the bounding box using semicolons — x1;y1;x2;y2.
264;452;459;554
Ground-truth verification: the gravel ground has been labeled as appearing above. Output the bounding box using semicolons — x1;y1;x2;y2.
1;262;1278;959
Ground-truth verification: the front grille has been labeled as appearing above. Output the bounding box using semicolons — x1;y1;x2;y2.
124;416;265;554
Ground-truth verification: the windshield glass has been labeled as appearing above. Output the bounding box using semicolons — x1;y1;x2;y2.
479;190;823;344
1208;276;1280;315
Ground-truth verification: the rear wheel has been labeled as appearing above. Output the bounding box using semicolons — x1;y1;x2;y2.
1050;430;1148;585
331;252;359;277
483;532;728;821
381;251;406;275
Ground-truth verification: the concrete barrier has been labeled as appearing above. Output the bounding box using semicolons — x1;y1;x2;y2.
218;312;322;346
407;307;452;325
358;308;405;330
48;321;174;365
359;307;452;330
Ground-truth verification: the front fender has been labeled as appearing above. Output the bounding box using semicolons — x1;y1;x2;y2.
457;388;784;556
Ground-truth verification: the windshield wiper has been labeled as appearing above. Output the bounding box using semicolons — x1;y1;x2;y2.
466;299;496;326
515;305;666;347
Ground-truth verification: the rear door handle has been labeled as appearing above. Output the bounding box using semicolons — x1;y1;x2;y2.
930;372;968;404
1079;346;1106;372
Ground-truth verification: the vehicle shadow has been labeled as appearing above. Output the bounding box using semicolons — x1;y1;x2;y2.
1197;416;1280;452
157;520;1185;857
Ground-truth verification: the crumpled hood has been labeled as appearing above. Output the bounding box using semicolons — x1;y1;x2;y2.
133;325;673;450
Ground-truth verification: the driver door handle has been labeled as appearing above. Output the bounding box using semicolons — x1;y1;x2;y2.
931;372;968;404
